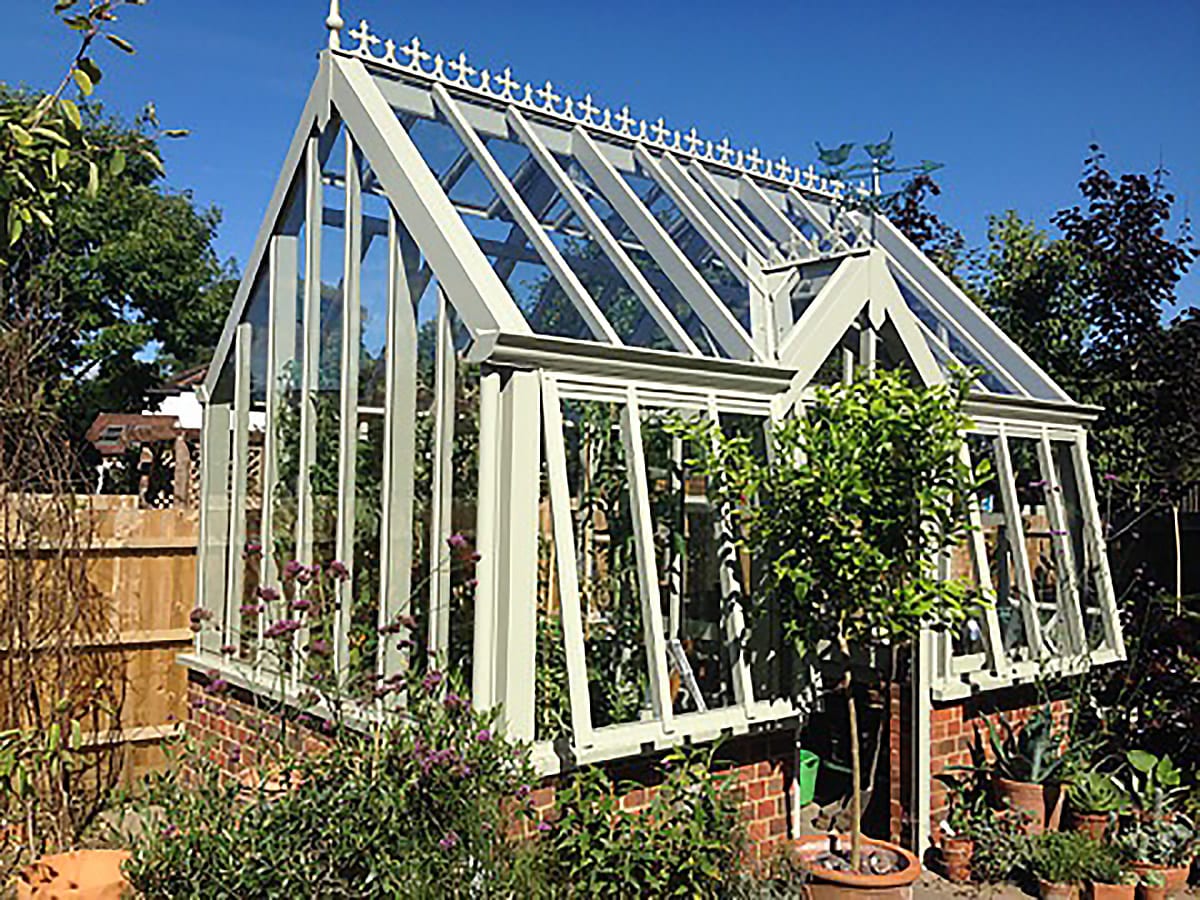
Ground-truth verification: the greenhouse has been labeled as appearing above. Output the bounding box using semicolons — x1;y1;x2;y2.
184;5;1125;847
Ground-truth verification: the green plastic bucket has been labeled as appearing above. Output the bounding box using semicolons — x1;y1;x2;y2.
797;749;820;806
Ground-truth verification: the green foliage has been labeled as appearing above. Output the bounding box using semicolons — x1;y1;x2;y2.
1083;844;1136;886
1112;813;1197;868
675;368;987;660
1067;770;1130;815
543;744;743;898
982;707;1070;785
124;672;540;899
1026;831;1101;885
969;814;1031;884
935;769;991;840
1124;749;1188;816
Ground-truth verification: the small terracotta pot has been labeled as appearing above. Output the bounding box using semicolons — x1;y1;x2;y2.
995;775;1064;834
792;833;922;899
1070;810;1110;842
1086;882;1136;900
941;836;974;884
16;849;131;900
1128;862;1191;897
1039;879;1081;900
1136;886;1166;900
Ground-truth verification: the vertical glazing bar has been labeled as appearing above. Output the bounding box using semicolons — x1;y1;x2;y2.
494;370;542;741
621;386;675;735
995;427;1045;658
540;373;595;748
913;629;934;853
333;136;362;686
378;210;418;681
294;135;323;687
1037;431;1087;656
706;398;757;719
224;323;253;650
427;287;456;660
1070;432;1125;658
196;396;231;656
259;233;298;668
471;369;501;708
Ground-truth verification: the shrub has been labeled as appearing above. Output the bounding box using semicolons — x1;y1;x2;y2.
1027;831;1102;885
542;744;743;898
124;672;541;899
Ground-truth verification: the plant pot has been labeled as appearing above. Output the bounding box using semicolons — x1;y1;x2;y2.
1136;887;1166;900
16;849;131;900
994;775;1064;834
1127;862;1191;897
1070;810;1110;841
1038;879;1081;900
1086;883;1136;900
792;834;922;899
941;836;974;884
797;748;820;806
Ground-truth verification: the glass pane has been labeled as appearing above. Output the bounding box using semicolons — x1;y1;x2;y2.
641;407;735;714
536;454;571;742
621;162;750;333
562;397;650;728
1053;442;1107;651
1008;436;1069;654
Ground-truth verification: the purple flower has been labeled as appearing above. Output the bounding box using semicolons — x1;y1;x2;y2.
422;670;445;693
283;560;305;580
161;822;181;839
243;542;263;558
220;644;237;656
1050;529;1068;536
398;614;418;630
205;678;229;695
328;560;350;581
475;728;493;743
378;622;403;636
537;821;553;833
264;619;302;640
466;578;479;589
1102;473;1118;482
308;638;331;657
439;831;460;851
443;692;466;711
189;607;212;623
1028;479;1048;489
240;603;265;616
447;533;468;550
228;744;242;763
257;586;281;603
515;784;532;799
291;596;313;612
469;552;482;563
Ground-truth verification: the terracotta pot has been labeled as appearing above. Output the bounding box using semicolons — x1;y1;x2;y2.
941;836;974;884
1070;810;1110;841
792;833;922;899
1128;862;1191;897
1136;887;1166;900
1086;883;1136;900
1039;879;1081;900
16;849;131;900
994;775;1064;834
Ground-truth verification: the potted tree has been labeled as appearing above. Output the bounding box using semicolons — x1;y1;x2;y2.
1069;770;1130;841
681;370;988;898
1028;831;1096;900
982;707;1070;834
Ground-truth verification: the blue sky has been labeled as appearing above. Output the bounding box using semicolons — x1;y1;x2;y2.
4;0;1198;309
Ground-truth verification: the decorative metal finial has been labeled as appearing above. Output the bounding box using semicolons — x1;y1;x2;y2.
326;0;345;50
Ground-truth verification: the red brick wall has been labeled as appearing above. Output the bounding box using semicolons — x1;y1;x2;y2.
887;680;1071;842
185;670;793;859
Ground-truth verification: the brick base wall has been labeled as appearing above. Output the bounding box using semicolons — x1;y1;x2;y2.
185;670;793;860
887;679;1071;843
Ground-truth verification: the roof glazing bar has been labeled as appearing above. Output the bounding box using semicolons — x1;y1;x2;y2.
573;128;759;361
432;84;621;344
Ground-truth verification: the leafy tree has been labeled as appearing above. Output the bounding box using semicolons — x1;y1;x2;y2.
882;173;970;279
2;1;234;441
677;370;986;869
975;211;1088;393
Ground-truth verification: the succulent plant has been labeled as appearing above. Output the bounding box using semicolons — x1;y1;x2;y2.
1069;770;1130;815
983;706;1069;785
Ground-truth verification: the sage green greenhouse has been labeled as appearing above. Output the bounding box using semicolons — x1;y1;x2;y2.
185;1;1125;851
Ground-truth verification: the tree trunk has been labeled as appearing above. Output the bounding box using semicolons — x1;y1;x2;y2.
1173;502;1182;615
847;670;862;871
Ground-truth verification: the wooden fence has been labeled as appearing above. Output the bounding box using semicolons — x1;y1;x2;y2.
7;495;200;780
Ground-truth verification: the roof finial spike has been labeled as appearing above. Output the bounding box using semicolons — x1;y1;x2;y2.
326;0;345;50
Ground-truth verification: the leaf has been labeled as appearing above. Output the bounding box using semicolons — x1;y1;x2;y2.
7;213;23;246
87;159;100;197
7;122;33;146
1127;749;1157;774
163;129;190;138
140;148;164;176
105;33;135;54
110;148;126;177
69;719;83;751
54;147;71;170
78;56;103;86
60;97;82;130
72;67;94;97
